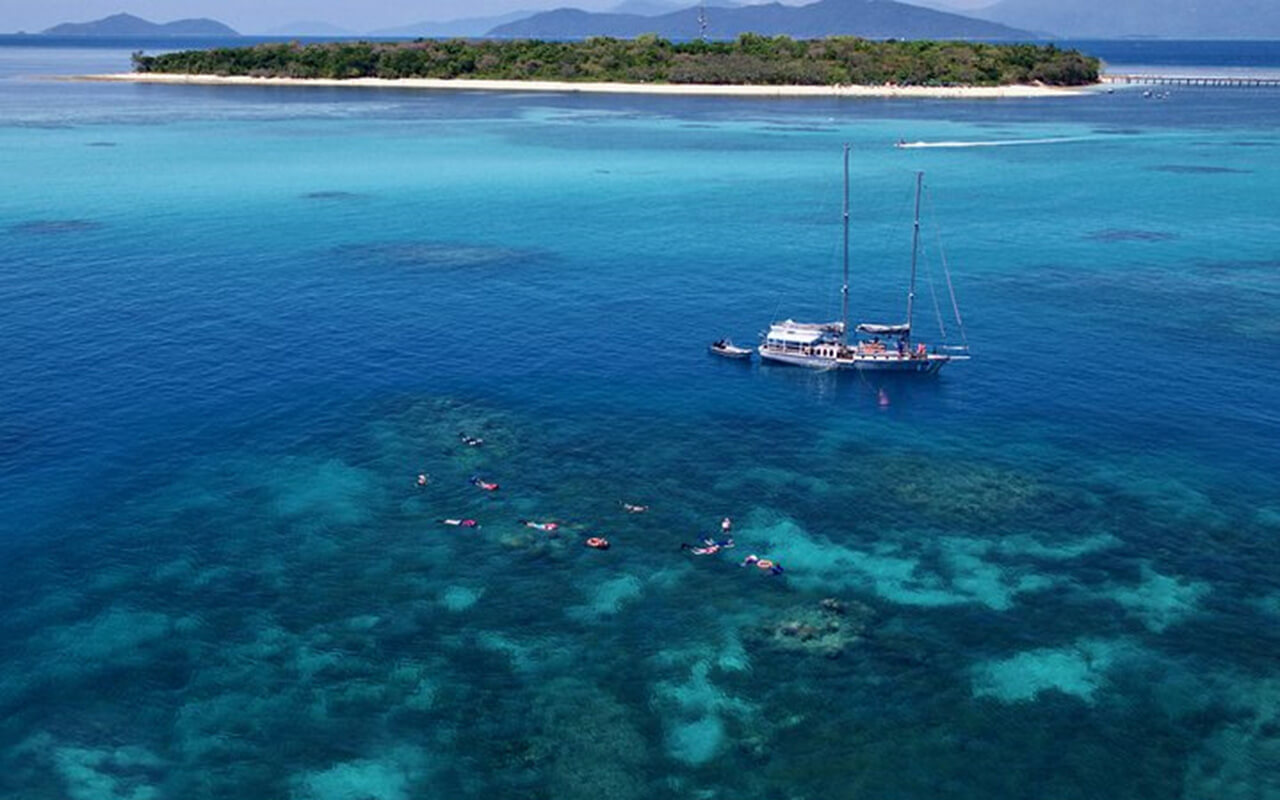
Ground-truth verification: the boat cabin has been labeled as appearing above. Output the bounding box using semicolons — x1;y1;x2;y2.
762;324;838;356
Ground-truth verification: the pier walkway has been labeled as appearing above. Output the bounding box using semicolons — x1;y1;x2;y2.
1103;74;1280;88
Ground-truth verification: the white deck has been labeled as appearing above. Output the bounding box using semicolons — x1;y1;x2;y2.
758;344;955;373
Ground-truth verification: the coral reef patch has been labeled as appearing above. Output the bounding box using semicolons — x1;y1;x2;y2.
746;596;874;658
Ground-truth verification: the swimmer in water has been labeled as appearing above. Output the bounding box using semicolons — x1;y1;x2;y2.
681;541;720;555
469;476;499;491
458;432;484;447
740;553;784;575
621;502;649;513
440;518;479;528
519;519;559;532
680;537;734;555
721;517;732;534
416;473;429;487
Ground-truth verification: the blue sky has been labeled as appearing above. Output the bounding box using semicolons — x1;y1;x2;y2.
6;0;986;35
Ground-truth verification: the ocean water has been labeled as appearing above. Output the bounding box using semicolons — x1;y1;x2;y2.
2;43;1279;800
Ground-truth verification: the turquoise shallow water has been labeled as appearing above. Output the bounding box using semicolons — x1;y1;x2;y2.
2;44;1280;799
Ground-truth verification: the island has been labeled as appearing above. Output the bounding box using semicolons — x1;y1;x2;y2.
44;12;239;37
121;36;1099;97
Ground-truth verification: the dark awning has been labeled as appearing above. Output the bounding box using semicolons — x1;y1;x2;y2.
856;323;910;336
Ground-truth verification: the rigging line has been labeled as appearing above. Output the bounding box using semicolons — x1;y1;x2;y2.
822;242;838;322
853;355;874;391
921;240;948;341
923;188;969;349
916;179;948;340
886;175;919;322
820;158;844;322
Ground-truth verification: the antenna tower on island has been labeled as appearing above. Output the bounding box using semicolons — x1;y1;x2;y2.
697;2;709;41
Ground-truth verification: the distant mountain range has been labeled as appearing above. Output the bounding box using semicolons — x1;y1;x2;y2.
263;21;355;37
489;0;1033;40
976;0;1280;39
39;0;1277;42
610;0;696;14
42;13;239;37
368;12;535;39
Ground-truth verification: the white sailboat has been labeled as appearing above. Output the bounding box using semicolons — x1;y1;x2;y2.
759;145;969;374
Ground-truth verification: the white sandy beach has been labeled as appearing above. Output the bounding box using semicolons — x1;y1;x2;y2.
79;72;1091;99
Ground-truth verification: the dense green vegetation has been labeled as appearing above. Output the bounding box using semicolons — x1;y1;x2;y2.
132;35;1100;87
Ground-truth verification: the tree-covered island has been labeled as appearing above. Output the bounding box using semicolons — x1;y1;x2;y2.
132;35;1100;87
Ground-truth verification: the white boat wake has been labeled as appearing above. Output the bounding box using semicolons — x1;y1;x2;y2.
895;136;1089;148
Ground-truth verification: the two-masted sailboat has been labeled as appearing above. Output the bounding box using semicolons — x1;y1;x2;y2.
759;145;969;374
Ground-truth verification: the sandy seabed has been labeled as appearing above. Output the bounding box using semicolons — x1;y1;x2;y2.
78;72;1092;99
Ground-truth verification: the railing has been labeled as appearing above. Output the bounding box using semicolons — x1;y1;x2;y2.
1103;74;1280;88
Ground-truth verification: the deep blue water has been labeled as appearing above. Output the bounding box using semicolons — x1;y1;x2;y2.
2;41;1279;799
1069;38;1280;68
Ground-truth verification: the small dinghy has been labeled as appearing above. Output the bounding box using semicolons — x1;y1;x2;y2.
709;338;754;360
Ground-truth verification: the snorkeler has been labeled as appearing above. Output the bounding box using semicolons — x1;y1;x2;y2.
416;473;429;487
440;518;479;528
519;519;560;532
469;476;499;491
680;537;734;556
458;432;484;447
680;541;720;555
621;502;649;513
740;554;784;575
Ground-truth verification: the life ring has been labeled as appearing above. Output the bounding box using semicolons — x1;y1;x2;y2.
586;537;610;550
756;559;774;570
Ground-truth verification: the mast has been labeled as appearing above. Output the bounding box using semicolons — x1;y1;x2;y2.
906;170;923;342
841;144;850;345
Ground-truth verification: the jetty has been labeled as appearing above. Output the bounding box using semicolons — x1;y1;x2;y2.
1103;74;1280;88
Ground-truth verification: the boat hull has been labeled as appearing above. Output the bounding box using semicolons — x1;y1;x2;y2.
758;347;950;374
709;344;754;360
